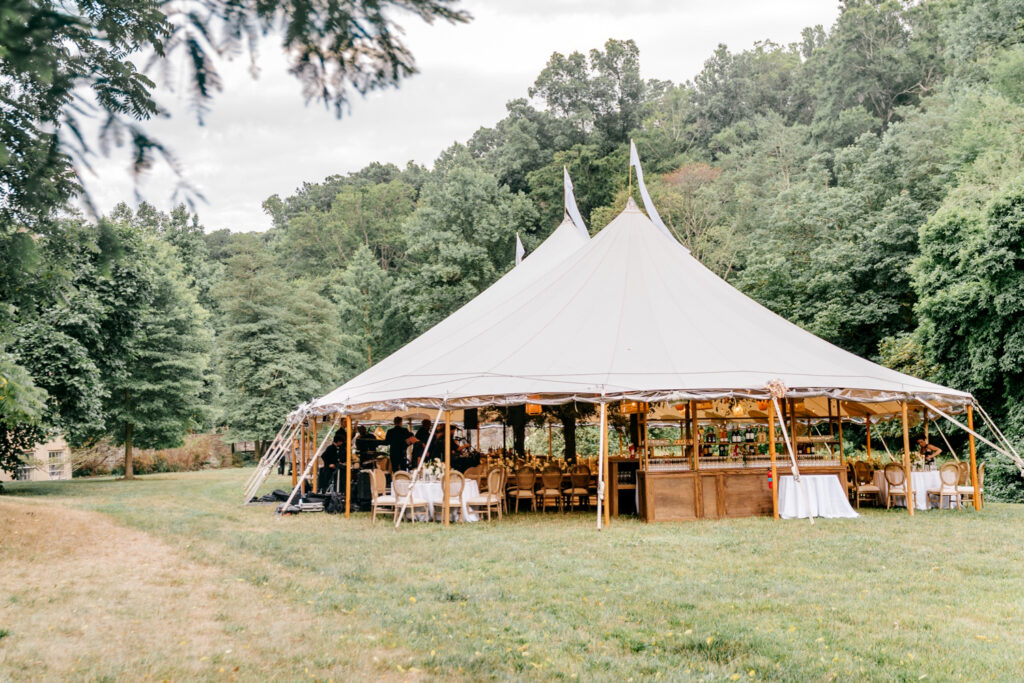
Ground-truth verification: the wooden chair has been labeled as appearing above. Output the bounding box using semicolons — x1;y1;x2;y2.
392;471;429;522
511;468;537;512
464;465;484;489
958;462;985;508
467;468;503;521
375;456;391;474
369;468;396;523
431;471;466;523
956;461;969;486
565;465;590;511
539;468;564;512
852;461;881;509
926;463;962;509
845;462;856;501
882;463;908;509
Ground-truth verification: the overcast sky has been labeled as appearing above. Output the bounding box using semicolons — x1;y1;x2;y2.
83;1;841;232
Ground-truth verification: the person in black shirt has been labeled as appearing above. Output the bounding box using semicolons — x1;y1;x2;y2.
385;417;418;472
355;425;381;469
411;419;432;467
317;430;346;493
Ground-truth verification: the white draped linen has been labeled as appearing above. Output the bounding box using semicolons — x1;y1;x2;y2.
410;480;481;522
779;474;859;519
873;470;958;510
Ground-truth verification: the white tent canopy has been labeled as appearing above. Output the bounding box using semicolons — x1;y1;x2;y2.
301;199;970;419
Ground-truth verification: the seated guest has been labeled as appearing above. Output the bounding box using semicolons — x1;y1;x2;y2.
385;417;418;472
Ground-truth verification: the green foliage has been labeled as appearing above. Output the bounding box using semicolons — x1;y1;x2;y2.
0;0;468;227
214;240;342;442
399;161;540;333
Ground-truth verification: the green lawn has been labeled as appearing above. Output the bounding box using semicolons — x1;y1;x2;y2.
3;468;1023;680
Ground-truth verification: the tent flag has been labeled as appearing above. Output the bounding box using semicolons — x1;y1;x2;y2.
564;166;589;239
515;232;525;265
629;140;680;245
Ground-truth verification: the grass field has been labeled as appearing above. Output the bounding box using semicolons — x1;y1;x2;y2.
2;468;1023;681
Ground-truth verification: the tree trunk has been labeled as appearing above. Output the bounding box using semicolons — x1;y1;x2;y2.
124;422;134;480
255;440;266;460
561;413;578;463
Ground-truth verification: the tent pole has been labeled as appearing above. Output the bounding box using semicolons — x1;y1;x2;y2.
901;402;915;517
604;407;611;528
771;395;811;525
312;418;319;493
866;419;872;463
597;402;606;530
837;403;844;466
916;398;1022;470
769;400;778;520
968;405;980;510
345;416;352;518
548;424;552;458
443;411;451;526
290;429;298;489
299;423;307;494
933;419;958;462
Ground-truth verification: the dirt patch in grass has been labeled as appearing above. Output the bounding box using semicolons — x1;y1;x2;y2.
0;499;411;681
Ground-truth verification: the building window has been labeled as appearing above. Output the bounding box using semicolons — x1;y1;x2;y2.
15;466;33;481
49;450;62;460
48;450;65;480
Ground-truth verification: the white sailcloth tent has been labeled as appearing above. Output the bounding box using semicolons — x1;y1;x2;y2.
303;198;971;419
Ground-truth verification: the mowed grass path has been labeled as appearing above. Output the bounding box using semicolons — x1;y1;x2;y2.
3;468;1023;681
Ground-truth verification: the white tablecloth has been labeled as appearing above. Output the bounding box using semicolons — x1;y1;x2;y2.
410;480;481;522
873;470;957;510
779;474;858;519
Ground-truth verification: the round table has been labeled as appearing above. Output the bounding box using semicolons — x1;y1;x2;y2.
411;479;481;522
873;469;956;509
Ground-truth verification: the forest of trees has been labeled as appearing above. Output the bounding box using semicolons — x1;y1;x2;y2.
3;0;1024;495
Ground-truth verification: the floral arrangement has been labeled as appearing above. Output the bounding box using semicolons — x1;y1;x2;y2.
422;459;445;481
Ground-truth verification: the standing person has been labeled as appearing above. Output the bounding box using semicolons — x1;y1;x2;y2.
355;425;381;469
412;419;432;467
317;430;345;493
917;438;941;466
385;417;418;473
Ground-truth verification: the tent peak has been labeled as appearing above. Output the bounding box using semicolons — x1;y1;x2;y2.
624;196;642;212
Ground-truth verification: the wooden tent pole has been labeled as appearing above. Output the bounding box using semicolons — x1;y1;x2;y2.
291;429;298;489
769;400;778;520
548;424;552;457
597;402;607;530
598;405;606;528
345;416;352;518
837;402;845;466
312;418;319;493
968;405;980;510
901;402;915;517
443;411;451;527
300;423;307;494
866;419;872;462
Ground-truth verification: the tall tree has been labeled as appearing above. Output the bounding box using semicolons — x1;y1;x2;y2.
104;238;211;478
215;240;342;453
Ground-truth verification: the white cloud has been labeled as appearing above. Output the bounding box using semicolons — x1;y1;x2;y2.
81;0;840;232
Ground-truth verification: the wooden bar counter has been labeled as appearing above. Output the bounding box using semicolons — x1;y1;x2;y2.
637;463;846;522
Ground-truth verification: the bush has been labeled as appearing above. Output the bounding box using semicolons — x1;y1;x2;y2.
72;433;233;477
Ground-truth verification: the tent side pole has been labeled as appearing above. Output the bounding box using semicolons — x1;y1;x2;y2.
769;400;778;520
837;402;844;466
443;411;451;527
312;418;319;493
345;416;352;518
901;402;914;517
291;429;298;489
691;400;702;519
598;402;607;530
866;420;872;462
968;405;980;510
603;407;611;528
